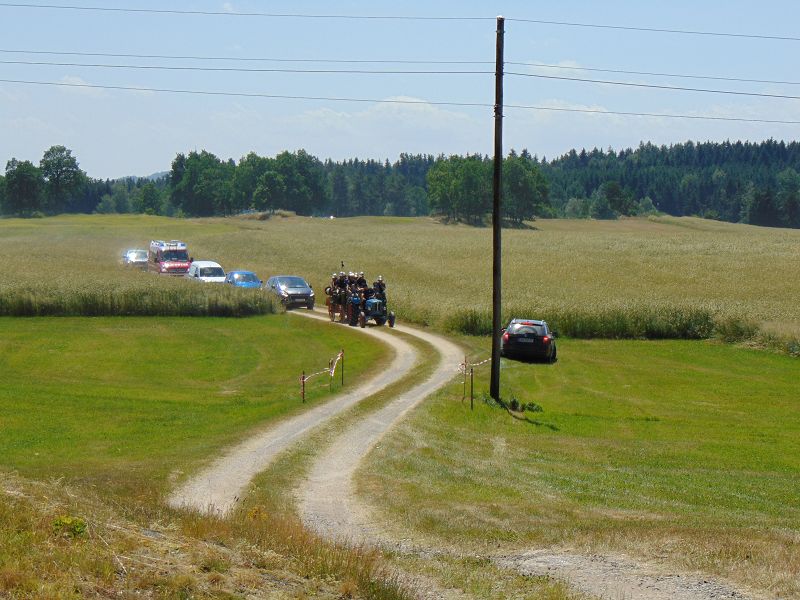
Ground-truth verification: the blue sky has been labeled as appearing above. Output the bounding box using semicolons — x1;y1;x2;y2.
1;0;799;179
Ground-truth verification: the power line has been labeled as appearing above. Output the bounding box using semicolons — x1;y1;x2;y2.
2;48;796;87
4;59;795;96
506;61;800;87
0;78;492;107
0;48;494;65
504;103;800;124
1;3;796;41
0;3;491;20
507;72;800;101
507;17;800;42
0;58;492;75
2;77;799;124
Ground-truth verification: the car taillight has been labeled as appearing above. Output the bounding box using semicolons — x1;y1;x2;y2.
542;336;550;344
502;332;509;342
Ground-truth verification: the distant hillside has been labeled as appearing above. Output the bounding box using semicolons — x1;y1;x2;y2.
540;140;800;228
113;171;168;183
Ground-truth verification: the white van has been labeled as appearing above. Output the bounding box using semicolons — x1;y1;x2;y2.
186;261;226;283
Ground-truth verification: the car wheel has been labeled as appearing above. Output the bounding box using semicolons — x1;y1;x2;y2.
307;303;314;310
388;312;396;328
550;346;558;363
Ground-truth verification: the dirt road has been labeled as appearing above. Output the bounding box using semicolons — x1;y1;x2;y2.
297;325;463;544
169;312;761;600
167;311;419;515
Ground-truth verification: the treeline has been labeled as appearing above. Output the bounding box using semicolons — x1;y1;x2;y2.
3;140;799;228
0;146;549;223
542;139;800;227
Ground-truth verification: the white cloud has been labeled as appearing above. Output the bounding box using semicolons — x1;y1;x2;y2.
58;76;106;98
221;2;235;13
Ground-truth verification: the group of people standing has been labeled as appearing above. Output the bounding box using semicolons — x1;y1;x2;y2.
328;271;386;303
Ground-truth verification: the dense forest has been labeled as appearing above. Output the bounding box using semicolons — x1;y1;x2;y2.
541;140;800;228
2;139;799;228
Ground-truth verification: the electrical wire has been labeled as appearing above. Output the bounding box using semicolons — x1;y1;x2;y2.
503;103;800;124
0;48;494;65
0;78;492;107
2;77;799;124
0;3;492;20
1;49;796;87
506;17;800;42
1;4;796;42
0;58;492;75
506;61;800;87
507;72;800;101
3;59;796;97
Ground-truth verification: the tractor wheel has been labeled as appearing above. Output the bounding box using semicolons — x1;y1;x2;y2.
388;312;396;328
358;312;367;328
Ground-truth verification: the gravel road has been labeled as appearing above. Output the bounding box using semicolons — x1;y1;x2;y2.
167;311;418;515
297;325;463;544
168;311;763;600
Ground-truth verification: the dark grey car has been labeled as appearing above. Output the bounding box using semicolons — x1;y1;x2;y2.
265;275;315;310
500;319;558;362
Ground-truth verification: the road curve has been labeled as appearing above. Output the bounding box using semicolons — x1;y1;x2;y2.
297;323;464;545
167;311;421;515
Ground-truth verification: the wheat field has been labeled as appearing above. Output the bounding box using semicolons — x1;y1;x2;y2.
2;214;799;344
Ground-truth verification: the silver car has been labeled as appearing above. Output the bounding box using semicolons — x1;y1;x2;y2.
265;275;315;310
121;248;148;269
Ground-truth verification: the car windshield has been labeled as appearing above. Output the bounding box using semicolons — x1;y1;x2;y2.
200;267;224;277
278;277;307;288
508;323;546;335
234;273;259;283
162;250;188;261
131;251;147;260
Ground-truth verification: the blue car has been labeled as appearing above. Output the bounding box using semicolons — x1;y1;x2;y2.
224;270;262;289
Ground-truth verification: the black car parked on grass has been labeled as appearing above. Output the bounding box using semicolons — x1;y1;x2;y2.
265;275;315;310
500;318;558;362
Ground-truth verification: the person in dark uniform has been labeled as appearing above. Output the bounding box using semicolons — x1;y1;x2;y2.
373;275;386;300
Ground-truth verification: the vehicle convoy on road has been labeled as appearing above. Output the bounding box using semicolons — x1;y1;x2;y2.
500;318;558;362
265;275;315;309
121;248;147;269
186;260;226;283
224;270;262;288
148;240;191;276
325;271;394;328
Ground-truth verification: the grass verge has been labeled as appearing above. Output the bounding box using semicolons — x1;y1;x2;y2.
357;336;800;598
0;314;385;498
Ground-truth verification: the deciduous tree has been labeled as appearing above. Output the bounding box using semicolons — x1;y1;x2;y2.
39;145;86;214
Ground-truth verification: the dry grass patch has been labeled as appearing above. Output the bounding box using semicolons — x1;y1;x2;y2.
0;472;414;599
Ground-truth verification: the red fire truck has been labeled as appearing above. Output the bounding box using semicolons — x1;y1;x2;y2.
148;240;191;276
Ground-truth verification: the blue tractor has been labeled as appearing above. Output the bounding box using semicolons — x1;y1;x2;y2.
351;291;395;328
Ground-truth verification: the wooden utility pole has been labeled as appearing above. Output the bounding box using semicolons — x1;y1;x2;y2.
490;16;505;400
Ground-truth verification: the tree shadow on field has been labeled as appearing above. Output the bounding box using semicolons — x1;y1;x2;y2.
508;411;560;431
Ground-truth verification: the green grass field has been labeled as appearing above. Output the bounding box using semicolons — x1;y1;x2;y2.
1;214;798;598
358;337;800;597
0;314;387;499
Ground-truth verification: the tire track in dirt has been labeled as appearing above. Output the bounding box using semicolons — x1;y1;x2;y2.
167;311;418;515
296;325;463;545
